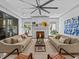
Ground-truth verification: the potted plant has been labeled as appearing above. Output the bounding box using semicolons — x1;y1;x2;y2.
50;30;58;35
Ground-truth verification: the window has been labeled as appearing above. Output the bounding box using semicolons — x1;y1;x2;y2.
49;23;57;35
23;22;32;36
51;24;56;31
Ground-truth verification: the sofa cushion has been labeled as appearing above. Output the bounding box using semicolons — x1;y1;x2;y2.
10;38;18;44
21;34;27;39
59;37;66;43
64;38;79;44
17;37;23;42
3;38;11;44
3;38;18;44
54;35;61;39
70;38;79;44
3;36;24;44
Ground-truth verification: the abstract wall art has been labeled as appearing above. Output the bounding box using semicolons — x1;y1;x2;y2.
64;16;79;36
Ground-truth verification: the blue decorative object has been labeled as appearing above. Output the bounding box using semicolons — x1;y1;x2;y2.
64;16;79;36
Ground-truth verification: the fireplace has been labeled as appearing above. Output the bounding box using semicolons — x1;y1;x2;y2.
36;31;44;39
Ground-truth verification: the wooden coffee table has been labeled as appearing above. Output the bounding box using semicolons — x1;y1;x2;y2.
35;40;46;52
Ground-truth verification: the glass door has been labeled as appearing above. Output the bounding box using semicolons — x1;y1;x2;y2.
0;11;18;39
5;18;18;37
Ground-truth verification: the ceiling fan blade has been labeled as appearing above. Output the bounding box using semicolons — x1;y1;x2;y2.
38;9;41;15
36;0;42;15
43;7;58;9
31;9;37;14
40;0;54;7
41;8;50;14
38;0;40;5
36;0;39;6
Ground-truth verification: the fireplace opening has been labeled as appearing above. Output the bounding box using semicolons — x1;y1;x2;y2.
36;31;44;39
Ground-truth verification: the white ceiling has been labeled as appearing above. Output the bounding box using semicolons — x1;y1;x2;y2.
0;0;79;18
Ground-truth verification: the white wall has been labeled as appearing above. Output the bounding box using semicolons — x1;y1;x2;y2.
59;4;79;38
19;16;59;38
31;16;49;39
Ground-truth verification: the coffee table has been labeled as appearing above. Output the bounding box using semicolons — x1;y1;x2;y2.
35;40;46;52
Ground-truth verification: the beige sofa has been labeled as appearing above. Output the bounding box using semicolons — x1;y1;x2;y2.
49;35;79;54
0;34;32;53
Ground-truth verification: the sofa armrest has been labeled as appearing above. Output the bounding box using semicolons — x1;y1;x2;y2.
0;41;23;53
58;43;79;53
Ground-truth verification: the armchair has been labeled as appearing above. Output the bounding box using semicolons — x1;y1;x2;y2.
3;48;33;59
47;48;76;59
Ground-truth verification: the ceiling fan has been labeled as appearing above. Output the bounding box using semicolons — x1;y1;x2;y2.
19;0;58;15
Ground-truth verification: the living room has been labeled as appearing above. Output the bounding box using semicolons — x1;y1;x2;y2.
0;0;79;59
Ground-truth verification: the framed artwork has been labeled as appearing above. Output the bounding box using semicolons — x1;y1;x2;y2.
64;16;79;36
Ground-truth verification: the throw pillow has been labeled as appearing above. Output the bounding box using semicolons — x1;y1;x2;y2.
11;38;14;44
25;33;28;36
55;35;61;39
64;38;71;44
59;37;66;43
17;37;23;42
21;35;27;39
10;38;18;44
